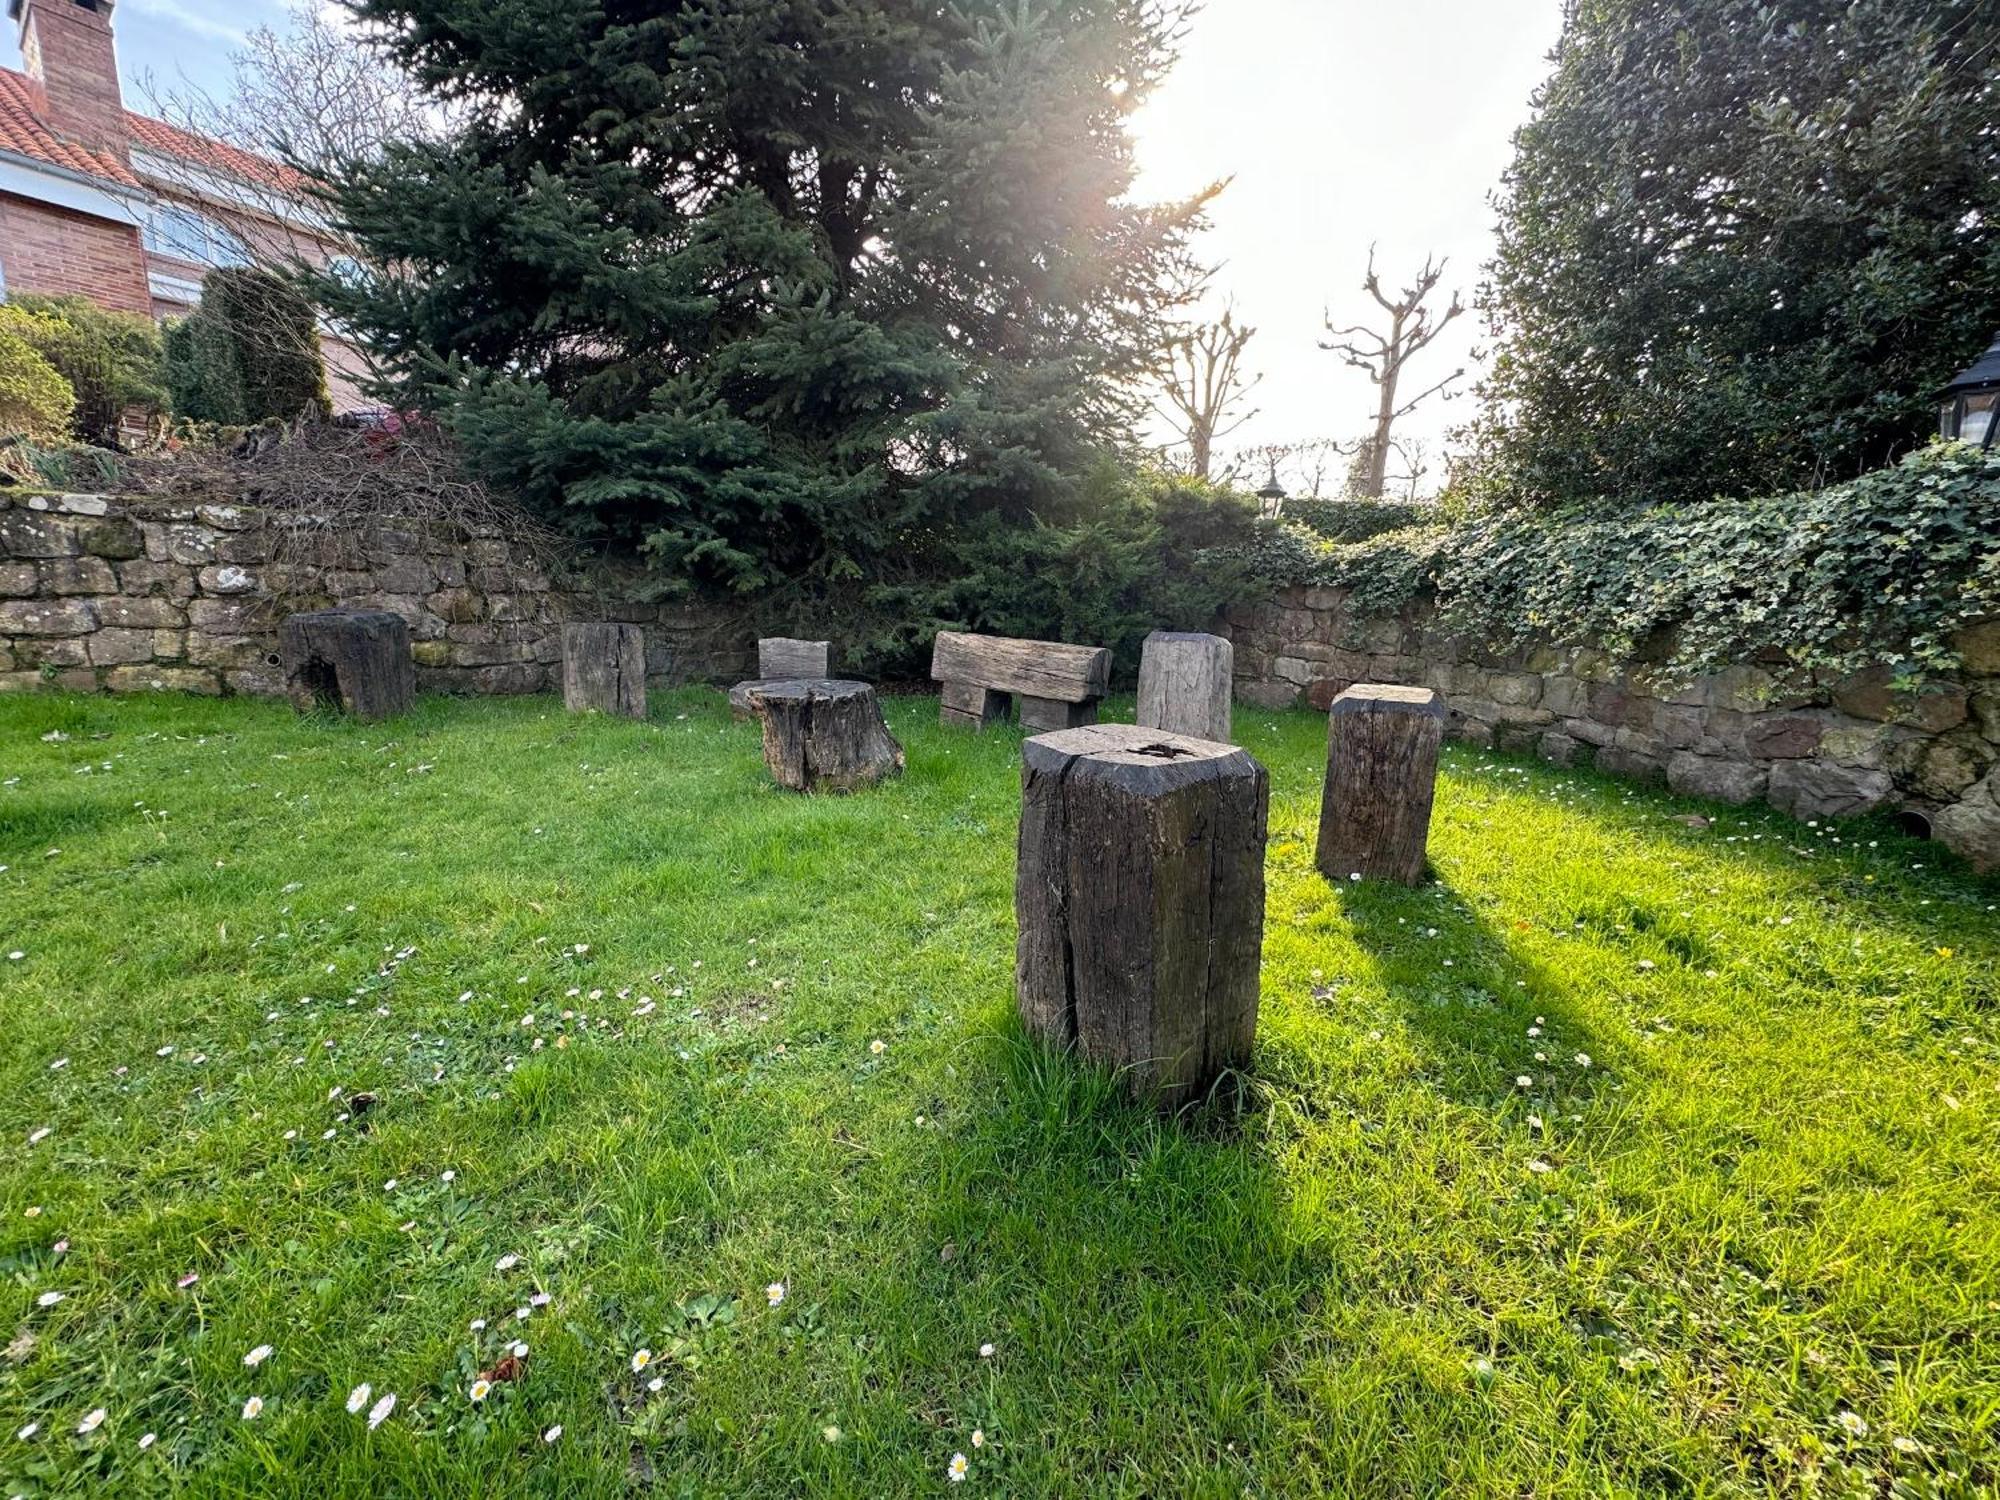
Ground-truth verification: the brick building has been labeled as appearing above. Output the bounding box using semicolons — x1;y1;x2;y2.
0;0;367;408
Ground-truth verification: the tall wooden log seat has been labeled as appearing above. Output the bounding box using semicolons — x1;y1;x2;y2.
279;610;414;721
1315;683;1446;887
1136;630;1234;743
562;622;647;718
729;637;835;718
930;630;1111;732
745;678;904;793
1016;723;1269;1109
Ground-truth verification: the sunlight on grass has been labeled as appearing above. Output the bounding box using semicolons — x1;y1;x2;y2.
0;690;1993;1496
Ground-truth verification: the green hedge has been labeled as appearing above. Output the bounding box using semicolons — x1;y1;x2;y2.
165;268;329;426
1279;497;1432;544
0;294;165;446
1233;444;2000;682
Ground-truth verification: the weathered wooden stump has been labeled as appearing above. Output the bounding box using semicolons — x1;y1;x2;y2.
1016;723;1269;1109
745;678;904;793
1136;630;1234;743
279;610;414;721
1315;683;1445;886
730;638;837;719
931;630;1109;731
561;622;646;718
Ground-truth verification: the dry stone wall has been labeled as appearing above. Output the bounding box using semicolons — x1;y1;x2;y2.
0;491;752;699
1224;585;2000;872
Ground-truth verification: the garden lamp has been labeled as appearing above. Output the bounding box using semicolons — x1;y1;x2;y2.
1255;463;1286;517
1939;330;2000;448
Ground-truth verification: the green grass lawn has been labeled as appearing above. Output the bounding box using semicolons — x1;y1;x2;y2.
0;689;1994;1498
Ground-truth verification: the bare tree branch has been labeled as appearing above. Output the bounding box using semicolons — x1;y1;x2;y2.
1319;245;1464;496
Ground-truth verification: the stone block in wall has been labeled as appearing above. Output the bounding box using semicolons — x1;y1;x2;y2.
13;637;88;669
0;672;46;693
1704;664;1810;713
434;557;468;589
1766;759;1892;820
1562;716;1617;748
1932;771;1999;872
36;556;116;595
533;634;563;665
1569;648;1614;683
186;634;273;670
1955;620;2000;674
0;561;38;596
196;564;259;594
1903;735;1994;802
467;537;511;565
116;560;196;600
486;593;540;625
1742;713;1824;760
1539;675;1587;718
1488;671;1541;707
1453;718;1496;748
1237;679;1300;711
87;628;160;666
1273;655;1318;687
1972;687;1999;742
194;504;251;530
0;599;96;635
1653;705;1705;750
214;532;269;565
20;492;110;517
189;598;273;633
415;666;480;694
145;523;218;566
1666;751;1768;805
449;640;536;668
1819;720;1897;770
473;662;542;694
446;622;499;645
370;556;433;596
104;665;222;695
1299;586;1348;612
425;588;482;624
1494;721;1543;754
0;512;79;558
1595;745;1667;783
98;596;189;629
77;518;144;560
1830;666;1968;732
411;640;453;668
1537;731;1584;766
366;526;423;562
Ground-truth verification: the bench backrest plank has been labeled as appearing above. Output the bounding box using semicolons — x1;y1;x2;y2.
930;631;1110;704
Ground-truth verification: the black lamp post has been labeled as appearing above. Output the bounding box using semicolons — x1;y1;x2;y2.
1939;330;2000;449
1255;464;1286;518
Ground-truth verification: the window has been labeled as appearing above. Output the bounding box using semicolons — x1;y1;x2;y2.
140;204;252;269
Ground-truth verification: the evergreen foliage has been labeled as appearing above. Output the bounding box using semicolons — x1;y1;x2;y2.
0;318;76;444
1473;0;2000;508
165;269;330;426
2;294;165;446
1238;444;2000;683
317;0;1209;591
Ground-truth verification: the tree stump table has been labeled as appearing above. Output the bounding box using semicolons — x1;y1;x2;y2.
1136;630;1234;743
1315;683;1445;886
561;622;647;718
279;610;414;721
1016;723;1269;1109
745;679;904;793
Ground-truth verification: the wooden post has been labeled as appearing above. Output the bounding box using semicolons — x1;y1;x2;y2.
941;680;1010;729
1016;723;1269;1109
759;638;831;678
745;678;904;792
561;622;646;718
1019;695;1097;732
1136;630;1233;743
279;610;414;721
1315;683;1445;886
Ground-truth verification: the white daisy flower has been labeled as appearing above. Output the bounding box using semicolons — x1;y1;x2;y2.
367;1393;396;1430
948;1452;969;1482
469;1380;491;1402
765;1282;785;1307
240;1397;263;1421
346;1383;371;1414
543;1424;563;1443
630;1349;652;1373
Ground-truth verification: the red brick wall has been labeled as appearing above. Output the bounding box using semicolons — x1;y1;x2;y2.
0;191;150;313
17;0;128;161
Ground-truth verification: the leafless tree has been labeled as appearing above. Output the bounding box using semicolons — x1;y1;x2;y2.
1156;308;1261;480
1220;437;1352;503
1320;246;1464;498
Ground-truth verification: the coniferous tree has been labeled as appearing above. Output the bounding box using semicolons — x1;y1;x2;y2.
317;0;1209;590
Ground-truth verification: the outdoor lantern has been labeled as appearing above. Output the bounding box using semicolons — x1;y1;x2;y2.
1255;464;1286;518
1939;330;2000;449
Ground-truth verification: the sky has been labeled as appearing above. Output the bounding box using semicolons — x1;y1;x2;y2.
5;0;1567;493
1129;0;1566;488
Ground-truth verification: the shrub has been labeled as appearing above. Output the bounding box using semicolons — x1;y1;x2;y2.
1279;497;1432;545
0;321;76;444
165;268;329;425
0;294;165;446
1238;444;2000;683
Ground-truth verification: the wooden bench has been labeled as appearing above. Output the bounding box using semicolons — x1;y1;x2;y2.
930;630;1111;732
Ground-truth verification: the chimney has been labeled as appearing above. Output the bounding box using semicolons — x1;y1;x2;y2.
11;0;128;162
